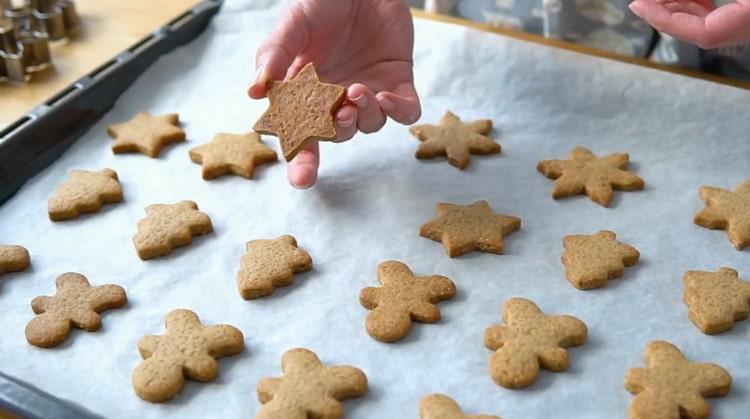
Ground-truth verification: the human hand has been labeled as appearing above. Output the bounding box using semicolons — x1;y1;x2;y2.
629;0;750;49
248;0;421;189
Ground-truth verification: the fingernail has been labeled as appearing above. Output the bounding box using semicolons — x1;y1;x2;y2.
337;114;355;128
351;94;368;108
253;65;266;85
629;1;644;15
379;98;395;114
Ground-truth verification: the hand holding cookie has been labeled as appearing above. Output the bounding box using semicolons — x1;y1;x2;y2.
248;0;421;189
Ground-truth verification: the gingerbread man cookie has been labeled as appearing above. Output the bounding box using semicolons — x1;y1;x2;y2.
237;235;313;300
683;268;750;334
359;261;456;342
133;200;213;260
483;298;588;389
132;309;245;403
0;245;30;276
256;348;368;419
537;146;644;206
625;340;732;419
253;63;345;161
420;200;521;257
419;394;501;419
409;111;500;169
694;180;750;250
108;112;185;157
561;230;640;290
48;168;123;221
189;132;277;180
25;273;127;348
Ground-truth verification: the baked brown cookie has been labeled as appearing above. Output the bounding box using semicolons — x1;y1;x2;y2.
256;348;368;419
359;261;456;342
409;111;500;169
253;63;346;161
237;235;313;299
694;180;750;250
48;168;123;221
0;245;30;276
561;230;640;290
133;200;213;260
108;112;185;157
537;146;644;206
625;340;732;419
189;132;277;180
420;200;521;257
683;268;750;334
419;394;501;419
25;273;127;348
132;309;244;402
484;298;587;389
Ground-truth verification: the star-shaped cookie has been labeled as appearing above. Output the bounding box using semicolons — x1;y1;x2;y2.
189;132;277;180
694;180;750;250
420;200;521;257
625;340;732;419
409;111;500;169
108;112;185;157
253;63;345;161
537;146;644;206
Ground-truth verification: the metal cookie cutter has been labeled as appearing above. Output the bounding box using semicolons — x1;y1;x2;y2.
0;0;80;83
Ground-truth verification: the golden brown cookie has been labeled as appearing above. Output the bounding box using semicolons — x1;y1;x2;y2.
409;111;500;169
694;180;750;250
561;230;640;290
256;348;368;419
253;63;345;161
132;309;244;403
419;394;501;419
133;200;213;260
0;245;30;276
625;340;732;419
48;168;123;221
189;132;277;180
537;146;644;207
25;273;127;348
483;298;587;389
683;268;750;335
237;235;313;300
108;112;185;157
359;261;456;343
420;200;521;258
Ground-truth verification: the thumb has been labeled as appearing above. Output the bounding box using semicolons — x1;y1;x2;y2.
248;7;308;99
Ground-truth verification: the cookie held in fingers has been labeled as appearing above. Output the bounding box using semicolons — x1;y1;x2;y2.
683;268;750;334
255;348;367;419
410;111;500;169
483;298;587;389
132;309;244;403
419;394;501;419
133;200;213;260
359;261;456;342
694;180;750;250
108;112;185;157
253;63;346;161
48;168;123;221
25;273;127;348
420;200;521;258
561;230;640;290
537;146;644;206
189;132;277;180
0;245;30;276
237;235;313;300
625;340;732;419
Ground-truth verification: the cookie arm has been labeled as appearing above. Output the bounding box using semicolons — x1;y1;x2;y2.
324;365;368;399
256;377;282;403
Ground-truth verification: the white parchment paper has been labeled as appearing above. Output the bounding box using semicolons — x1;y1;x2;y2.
1;1;749;418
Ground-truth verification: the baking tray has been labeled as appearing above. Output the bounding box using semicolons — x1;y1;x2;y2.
0;1;222;417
